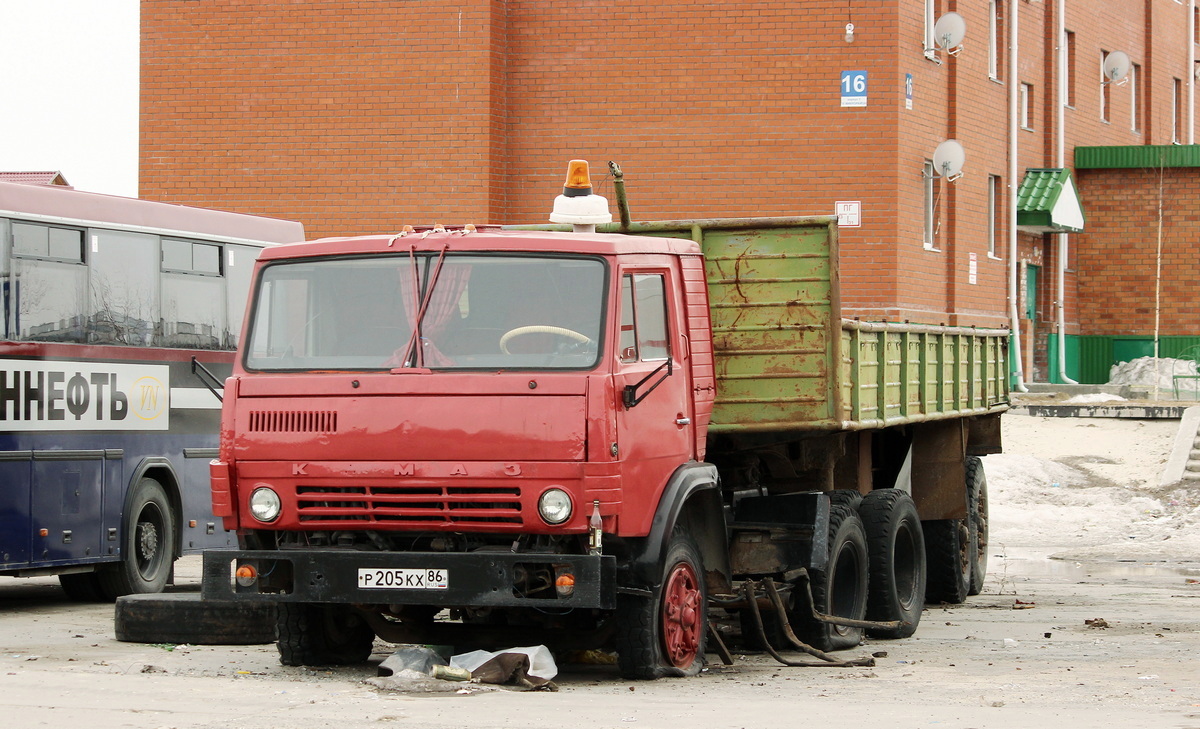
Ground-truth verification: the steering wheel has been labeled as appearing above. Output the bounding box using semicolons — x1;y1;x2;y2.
500;325;593;355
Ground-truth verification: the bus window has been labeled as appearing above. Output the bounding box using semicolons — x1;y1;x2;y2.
160;238;227;350
89;229;158;346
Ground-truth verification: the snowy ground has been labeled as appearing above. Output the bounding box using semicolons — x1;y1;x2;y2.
984;410;1200;563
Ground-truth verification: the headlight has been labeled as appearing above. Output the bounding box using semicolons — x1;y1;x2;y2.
249;487;282;523
538;488;573;525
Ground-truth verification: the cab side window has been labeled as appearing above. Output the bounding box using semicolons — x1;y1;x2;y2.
619;273;669;363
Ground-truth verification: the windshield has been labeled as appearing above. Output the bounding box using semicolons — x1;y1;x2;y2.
244;253;606;371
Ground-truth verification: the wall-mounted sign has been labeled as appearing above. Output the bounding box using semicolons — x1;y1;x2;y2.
841;70;868;107
836;201;862;227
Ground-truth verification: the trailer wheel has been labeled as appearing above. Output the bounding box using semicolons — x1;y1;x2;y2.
98;477;175;600
825;489;864;513
59;571;107;602
859;489;925;639
277;602;376;667
114;593;276;644
794;505;868;652
923;518;971;604
966;457;989;596
615;530;707;680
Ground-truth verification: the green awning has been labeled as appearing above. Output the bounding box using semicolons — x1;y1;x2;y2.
1016;168;1085;233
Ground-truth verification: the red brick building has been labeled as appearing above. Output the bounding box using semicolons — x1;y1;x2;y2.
140;0;1199;384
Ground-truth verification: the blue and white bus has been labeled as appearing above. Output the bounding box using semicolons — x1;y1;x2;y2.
0;180;304;600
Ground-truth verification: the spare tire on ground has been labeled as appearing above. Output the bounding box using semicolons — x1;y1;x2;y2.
115;592;276;645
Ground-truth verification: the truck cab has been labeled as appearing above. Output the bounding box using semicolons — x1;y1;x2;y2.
205;225;724;677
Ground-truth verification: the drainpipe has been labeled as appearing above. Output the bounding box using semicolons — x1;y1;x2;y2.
1008;0;1029;391
1055;0;1078;384
1191;0;1196;144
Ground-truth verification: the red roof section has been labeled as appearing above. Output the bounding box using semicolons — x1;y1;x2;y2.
0;171;71;187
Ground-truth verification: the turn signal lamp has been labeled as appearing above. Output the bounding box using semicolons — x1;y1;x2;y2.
235;563;258;587
555;572;576;598
549;159;613;226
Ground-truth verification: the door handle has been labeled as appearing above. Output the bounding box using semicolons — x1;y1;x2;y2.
675;417;692;426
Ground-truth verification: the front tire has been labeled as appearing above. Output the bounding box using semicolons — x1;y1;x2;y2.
277;603;376;666
59;571;107;602
615;531;707;680
860;489;925;639
98;477;175;600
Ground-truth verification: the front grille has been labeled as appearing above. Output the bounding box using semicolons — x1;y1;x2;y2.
248;410;338;433
295;484;522;525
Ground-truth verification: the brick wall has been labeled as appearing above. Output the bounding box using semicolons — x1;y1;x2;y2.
141;0;1197;343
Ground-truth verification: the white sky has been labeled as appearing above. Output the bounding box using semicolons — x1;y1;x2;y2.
0;1;139;197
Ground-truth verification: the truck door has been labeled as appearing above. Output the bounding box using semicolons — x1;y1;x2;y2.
613;269;694;490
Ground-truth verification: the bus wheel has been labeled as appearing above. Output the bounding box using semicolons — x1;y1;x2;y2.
860;489;926;639
277;603;377;666
615;530;707;680
115;593;275;644
58;571;107;602
966;456;989;596
794;505;869;652
99;477;175;600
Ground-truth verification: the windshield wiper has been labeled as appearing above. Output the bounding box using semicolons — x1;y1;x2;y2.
395;243;450;368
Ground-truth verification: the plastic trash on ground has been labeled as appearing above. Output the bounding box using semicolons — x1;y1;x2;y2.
451;645;558;689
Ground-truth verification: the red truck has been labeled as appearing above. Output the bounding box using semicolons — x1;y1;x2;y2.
202;162;1007;679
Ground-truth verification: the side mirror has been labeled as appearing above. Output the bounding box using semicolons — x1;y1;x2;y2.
622;358;673;408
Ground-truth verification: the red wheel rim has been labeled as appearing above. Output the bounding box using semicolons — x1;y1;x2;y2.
661;561;702;668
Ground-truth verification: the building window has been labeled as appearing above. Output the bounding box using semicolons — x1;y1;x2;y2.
923;160;937;250
1064;30;1076;107
989;0;1004;80
1100;51;1111;123
1173;77;1183;143
1020;83;1033;129
1131;63;1142;133
987;175;1002;258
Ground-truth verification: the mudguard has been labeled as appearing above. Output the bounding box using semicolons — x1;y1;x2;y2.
618;461;731;594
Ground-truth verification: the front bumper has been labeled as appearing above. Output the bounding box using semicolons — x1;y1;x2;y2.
201;548;616;609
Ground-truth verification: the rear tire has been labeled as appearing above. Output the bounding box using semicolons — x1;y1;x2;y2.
859;489;925;639
967;457;989;596
825;489;863;513
923;518;971;604
277;603;376;666
98;477;175;600
794;505;868;652
615;530;707;680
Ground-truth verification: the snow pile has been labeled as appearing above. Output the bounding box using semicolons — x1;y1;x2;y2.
984;452;1200;561
1062;393;1127;404
1107;356;1199;393
984;414;1200;562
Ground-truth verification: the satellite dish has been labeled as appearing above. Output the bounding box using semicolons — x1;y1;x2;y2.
1103;50;1131;83
932;139;966;181
933;12;966;53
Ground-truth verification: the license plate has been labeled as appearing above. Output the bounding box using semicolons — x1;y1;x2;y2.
357;568;449;590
